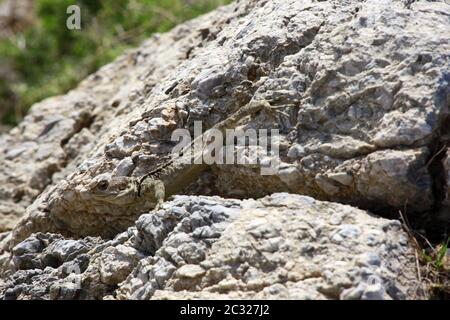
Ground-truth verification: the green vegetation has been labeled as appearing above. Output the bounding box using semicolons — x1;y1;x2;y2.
421;237;450;299
0;0;230;125
422;237;450;270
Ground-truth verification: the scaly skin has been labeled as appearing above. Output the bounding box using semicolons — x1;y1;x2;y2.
9;101;276;246
138;100;276;203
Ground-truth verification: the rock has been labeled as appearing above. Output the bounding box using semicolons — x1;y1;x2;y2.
43;239;90;266
97;245;142;286
176;265;206;279
0;0;448;300
2;0;448;245
0;202;26;233
11;235;45;270
0;195;426;300
0;0;34;38
118;194;425;300
0;233;104;299
436;148;450;225
0;94;98;233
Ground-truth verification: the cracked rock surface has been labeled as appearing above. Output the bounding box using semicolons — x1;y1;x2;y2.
0;0;449;300
0;194;426;300
4;0;449;246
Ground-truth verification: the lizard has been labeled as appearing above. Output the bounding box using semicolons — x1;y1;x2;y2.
9;100;280;247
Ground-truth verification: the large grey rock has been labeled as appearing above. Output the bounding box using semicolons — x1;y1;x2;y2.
0;0;448;300
0;94;97;233
0;0;34;38
4;0;448;247
0;194;427;300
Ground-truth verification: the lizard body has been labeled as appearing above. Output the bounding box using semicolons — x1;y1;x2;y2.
139;100;275;207
10;101;277;244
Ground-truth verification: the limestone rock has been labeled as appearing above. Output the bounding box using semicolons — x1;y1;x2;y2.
0;194;426;300
4;0;448;246
0;0;448;300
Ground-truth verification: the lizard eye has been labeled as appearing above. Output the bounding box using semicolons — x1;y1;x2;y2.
97;180;109;191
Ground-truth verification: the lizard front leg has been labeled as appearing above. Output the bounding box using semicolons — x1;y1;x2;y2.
153;180;165;210
139;179;166;211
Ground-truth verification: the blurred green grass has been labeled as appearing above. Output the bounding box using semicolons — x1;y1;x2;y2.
0;0;231;125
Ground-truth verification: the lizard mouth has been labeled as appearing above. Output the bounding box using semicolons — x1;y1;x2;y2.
91;189;138;205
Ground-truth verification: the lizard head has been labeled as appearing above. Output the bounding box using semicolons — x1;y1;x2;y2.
38;172;161;240
83;173;139;206
11;169;163;247
10;173;146;247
